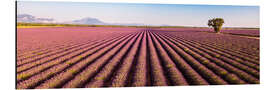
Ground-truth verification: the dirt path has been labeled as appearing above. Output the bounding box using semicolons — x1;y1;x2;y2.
200;31;260;40
221;32;260;40
237;35;259;39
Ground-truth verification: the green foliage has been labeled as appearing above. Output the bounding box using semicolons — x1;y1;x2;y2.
202;60;209;64
166;64;174;68
66;62;73;66
208;18;225;33
17;74;31;80
36;52;43;55
219;71;228;75
69;69;78;75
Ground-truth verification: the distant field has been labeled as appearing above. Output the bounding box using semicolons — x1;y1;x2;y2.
16;26;259;89
17;22;259;28
17;22;260;38
17;26;63;28
16;22;133;28
153;27;260;37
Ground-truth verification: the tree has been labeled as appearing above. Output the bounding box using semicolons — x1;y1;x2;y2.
208;18;224;33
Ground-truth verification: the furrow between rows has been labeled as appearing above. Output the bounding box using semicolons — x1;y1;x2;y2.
161;32;259;64
34;32;140;89
17;32;126;66
17;32;124;59
150;31;210;85
130;30;148;86
16;33;135;88
153;32;247;84
150;31;229;85
160;33;259;76
83;31;144;88
17;40;76;59
162;32;259;60
148;31;189;85
17;33;127;73
157;32;259;84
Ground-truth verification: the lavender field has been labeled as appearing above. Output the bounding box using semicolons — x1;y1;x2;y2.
16;27;259;89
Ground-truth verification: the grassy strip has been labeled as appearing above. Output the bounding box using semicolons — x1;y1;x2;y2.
17;26;63;28
17;22;260;30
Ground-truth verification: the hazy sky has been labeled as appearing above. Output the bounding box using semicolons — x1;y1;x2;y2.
17;1;259;27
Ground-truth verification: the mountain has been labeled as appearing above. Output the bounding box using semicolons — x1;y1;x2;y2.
17;14;147;26
17;14;170;26
109;22;146;26
70;17;106;25
17;14;55;23
69;17;147;26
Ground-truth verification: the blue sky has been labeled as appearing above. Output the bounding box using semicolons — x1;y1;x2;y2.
17;1;259;27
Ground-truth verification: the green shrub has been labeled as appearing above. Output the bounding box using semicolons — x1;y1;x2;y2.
208;18;225;33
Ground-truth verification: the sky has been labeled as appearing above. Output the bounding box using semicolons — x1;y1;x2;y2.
17;1;260;27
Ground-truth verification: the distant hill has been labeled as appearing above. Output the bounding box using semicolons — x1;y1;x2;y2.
63;17;147;26
17;14;55;23
68;17;106;25
17;14;171;26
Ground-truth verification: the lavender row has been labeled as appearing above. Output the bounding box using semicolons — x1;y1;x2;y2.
158;33;259;84
150;31;228;85
17;33;137;89
83;32;143;88
17;33;127;73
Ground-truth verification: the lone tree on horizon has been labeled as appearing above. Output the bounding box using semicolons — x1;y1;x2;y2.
208;18;224;33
